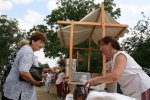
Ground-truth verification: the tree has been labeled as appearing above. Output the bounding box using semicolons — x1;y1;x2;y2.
121;12;150;68
44;0;121;72
131;38;150;68
27;24;66;58
0;15;25;73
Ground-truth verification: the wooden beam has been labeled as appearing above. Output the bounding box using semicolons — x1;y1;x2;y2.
89;7;101;38
57;21;128;28
69;20;74;81
57;21;71;24
57;21;101;26
64;47;100;51
59;25;66;47
105;23;128;28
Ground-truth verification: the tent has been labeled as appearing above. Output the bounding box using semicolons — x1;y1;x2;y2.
57;3;128;81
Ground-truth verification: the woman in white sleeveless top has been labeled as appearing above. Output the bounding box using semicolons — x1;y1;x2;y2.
86;36;150;100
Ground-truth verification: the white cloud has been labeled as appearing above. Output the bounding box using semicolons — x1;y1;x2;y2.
34;49;58;68
11;0;33;4
18;10;45;31
17;19;31;31
47;0;58;11
25;10;44;23
118;4;150;14
0;0;13;10
116;4;150;27
94;0;104;4
0;0;33;11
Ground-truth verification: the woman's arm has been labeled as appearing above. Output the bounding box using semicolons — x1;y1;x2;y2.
20;71;42;85
86;53;127;86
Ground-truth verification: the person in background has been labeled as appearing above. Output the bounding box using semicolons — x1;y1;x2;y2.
43;69;52;94
1;39;29;95
2;31;47;100
5;39;29;76
86;36;150;100
56;69;66;99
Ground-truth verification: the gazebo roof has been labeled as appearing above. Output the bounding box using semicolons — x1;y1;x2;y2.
57;8;128;47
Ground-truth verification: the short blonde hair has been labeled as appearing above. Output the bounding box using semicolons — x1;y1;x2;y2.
18;39;29;48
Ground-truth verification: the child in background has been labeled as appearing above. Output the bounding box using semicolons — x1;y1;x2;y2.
43;69;52;93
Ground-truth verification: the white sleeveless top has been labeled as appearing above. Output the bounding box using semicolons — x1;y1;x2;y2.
111;51;150;100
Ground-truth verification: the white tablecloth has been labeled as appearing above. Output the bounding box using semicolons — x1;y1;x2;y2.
86;91;137;100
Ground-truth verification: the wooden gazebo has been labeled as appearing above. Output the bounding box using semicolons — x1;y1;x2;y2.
57;3;128;81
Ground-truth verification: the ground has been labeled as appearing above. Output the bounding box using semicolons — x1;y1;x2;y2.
36;83;58;100
0;83;59;100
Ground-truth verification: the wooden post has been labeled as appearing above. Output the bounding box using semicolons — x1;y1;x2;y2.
77;51;79;70
88;38;91;71
100;3;106;75
69;20;74;81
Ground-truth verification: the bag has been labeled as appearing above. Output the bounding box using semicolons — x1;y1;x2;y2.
19;65;43;81
29;66;43;81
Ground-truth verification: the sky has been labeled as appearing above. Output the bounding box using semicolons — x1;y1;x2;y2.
1;0;150;67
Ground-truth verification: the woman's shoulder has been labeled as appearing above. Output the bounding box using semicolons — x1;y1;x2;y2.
18;45;33;55
22;45;33;52
117;50;126;54
115;51;129;56
112;51;129;61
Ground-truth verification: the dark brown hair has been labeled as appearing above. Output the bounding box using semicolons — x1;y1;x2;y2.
29;31;47;45
98;36;121;50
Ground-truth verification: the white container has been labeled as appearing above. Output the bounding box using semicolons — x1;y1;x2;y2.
72;72;91;82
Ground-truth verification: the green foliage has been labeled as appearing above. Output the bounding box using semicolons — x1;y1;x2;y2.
57;55;66;69
121;13;150;68
90;51;102;73
28;25;68;58
0;15;20;63
45;0;99;26
45;0;120;26
42;63;50;68
131;38;150;68
103;0;121;19
44;30;68;58
0;15;25;73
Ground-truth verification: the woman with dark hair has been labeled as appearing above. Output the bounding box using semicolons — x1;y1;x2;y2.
86;36;150;100
2;31;47;100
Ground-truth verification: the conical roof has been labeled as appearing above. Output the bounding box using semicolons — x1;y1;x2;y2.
57;8;128;47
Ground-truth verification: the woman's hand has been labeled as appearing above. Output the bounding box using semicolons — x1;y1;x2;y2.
34;81;43;87
85;78;97;88
20;71;43;86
